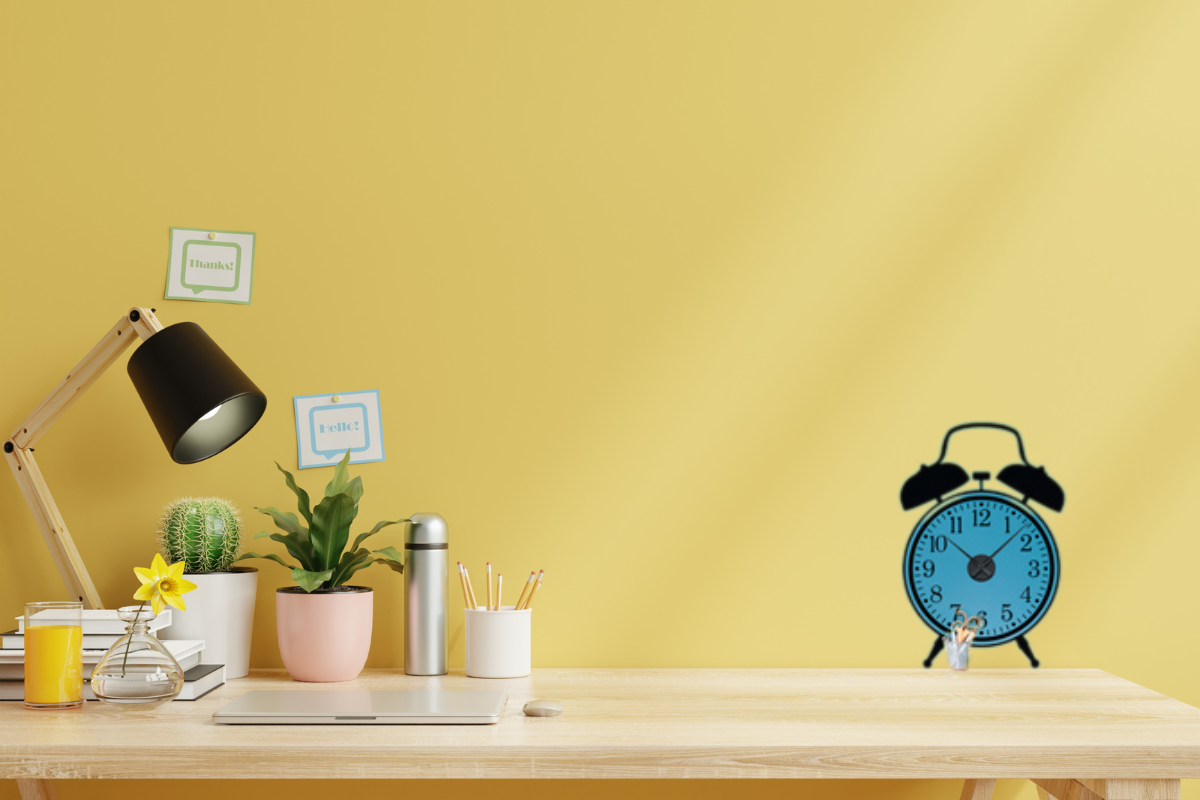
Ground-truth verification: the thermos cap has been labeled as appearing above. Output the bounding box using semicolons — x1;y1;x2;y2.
406;512;448;546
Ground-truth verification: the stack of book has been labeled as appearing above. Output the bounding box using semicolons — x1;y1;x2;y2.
0;608;225;701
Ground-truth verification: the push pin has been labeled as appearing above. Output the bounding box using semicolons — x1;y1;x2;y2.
331;395;340;403
208;232;217;240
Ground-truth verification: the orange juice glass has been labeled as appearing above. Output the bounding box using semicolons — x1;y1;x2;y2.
24;602;84;709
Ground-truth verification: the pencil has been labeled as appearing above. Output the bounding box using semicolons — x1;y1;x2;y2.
497;573;503;611
514;571;535;611
486;562;493;611
464;563;478;610
457;562;471;609
464;566;478;610
523;570;544;610
519;570;543;610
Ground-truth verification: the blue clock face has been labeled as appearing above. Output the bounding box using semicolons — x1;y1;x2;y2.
903;490;1059;646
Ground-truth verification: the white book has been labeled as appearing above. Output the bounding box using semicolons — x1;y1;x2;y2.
0;662;223;702
16;609;172;635
0;639;204;665
2;631;125;650
0;648;201;679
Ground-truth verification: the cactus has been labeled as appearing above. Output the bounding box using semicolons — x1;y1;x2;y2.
157;497;243;573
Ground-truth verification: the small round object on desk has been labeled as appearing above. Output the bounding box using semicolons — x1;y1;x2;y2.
523;699;563;717
208;232;217;239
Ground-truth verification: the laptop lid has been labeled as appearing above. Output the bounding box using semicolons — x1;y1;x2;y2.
212;689;507;725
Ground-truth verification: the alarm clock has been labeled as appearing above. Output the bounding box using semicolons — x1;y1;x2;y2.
900;423;1064;668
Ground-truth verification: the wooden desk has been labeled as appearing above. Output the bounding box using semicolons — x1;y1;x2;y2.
3;669;1198;800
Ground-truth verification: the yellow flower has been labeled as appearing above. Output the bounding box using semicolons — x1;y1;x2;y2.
133;554;197;614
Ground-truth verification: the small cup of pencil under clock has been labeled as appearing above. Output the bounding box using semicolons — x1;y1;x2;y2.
945;635;970;671
944;609;982;671
458;563;543;679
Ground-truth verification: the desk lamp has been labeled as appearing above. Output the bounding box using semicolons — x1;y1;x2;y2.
3;307;267;608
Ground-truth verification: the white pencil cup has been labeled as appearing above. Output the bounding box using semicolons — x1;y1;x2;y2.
465;607;531;679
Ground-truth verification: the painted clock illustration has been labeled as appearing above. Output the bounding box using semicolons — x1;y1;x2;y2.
901;423;1063;668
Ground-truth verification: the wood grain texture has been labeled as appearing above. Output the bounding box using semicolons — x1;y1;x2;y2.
2;307;165;610
4;447;101;608
1079;779;1180;799
1032;778;1103;800
1;669;1198;780
16;779;57;800
960;778;995;799
128;306;163;341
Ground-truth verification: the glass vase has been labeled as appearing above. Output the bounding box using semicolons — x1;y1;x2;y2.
91;605;184;709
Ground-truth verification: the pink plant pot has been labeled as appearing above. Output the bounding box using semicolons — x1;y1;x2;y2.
275;586;373;682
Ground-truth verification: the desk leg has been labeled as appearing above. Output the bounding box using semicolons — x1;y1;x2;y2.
960;779;995;800
1077;779;1180;800
16;779;58;800
1032;779;1103;800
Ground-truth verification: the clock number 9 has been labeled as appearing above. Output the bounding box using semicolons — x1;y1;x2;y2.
920;560;935;578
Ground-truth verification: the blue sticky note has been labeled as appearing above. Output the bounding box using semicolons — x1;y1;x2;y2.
294;390;385;469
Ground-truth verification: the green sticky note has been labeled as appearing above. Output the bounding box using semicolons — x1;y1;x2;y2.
165;227;255;304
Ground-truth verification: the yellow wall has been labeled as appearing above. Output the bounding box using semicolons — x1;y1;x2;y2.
2;1;1199;798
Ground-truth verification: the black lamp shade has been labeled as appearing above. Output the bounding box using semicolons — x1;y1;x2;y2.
127;322;268;464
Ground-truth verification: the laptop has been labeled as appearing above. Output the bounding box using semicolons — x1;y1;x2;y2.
212;689;507;725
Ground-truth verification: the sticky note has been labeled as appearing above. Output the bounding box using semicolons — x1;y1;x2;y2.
165;227;255;304
293;390;385;469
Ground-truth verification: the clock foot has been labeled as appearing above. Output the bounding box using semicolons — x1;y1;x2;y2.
922;636;945;668
1016;635;1040;668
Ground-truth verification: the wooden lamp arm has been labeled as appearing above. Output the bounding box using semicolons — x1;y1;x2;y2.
3;307;164;609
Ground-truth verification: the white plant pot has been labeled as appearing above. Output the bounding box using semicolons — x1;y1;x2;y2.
158;567;257;679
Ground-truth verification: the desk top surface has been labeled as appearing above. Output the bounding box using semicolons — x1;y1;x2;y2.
3;668;1199;780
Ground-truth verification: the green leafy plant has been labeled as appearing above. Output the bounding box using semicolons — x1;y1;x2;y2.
236;450;407;592
157;497;243;573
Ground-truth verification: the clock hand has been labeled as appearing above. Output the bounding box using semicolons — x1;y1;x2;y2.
989;522;1031;559
945;537;973;560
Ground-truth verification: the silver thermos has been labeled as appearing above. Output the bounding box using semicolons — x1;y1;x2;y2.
404;512;448;675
